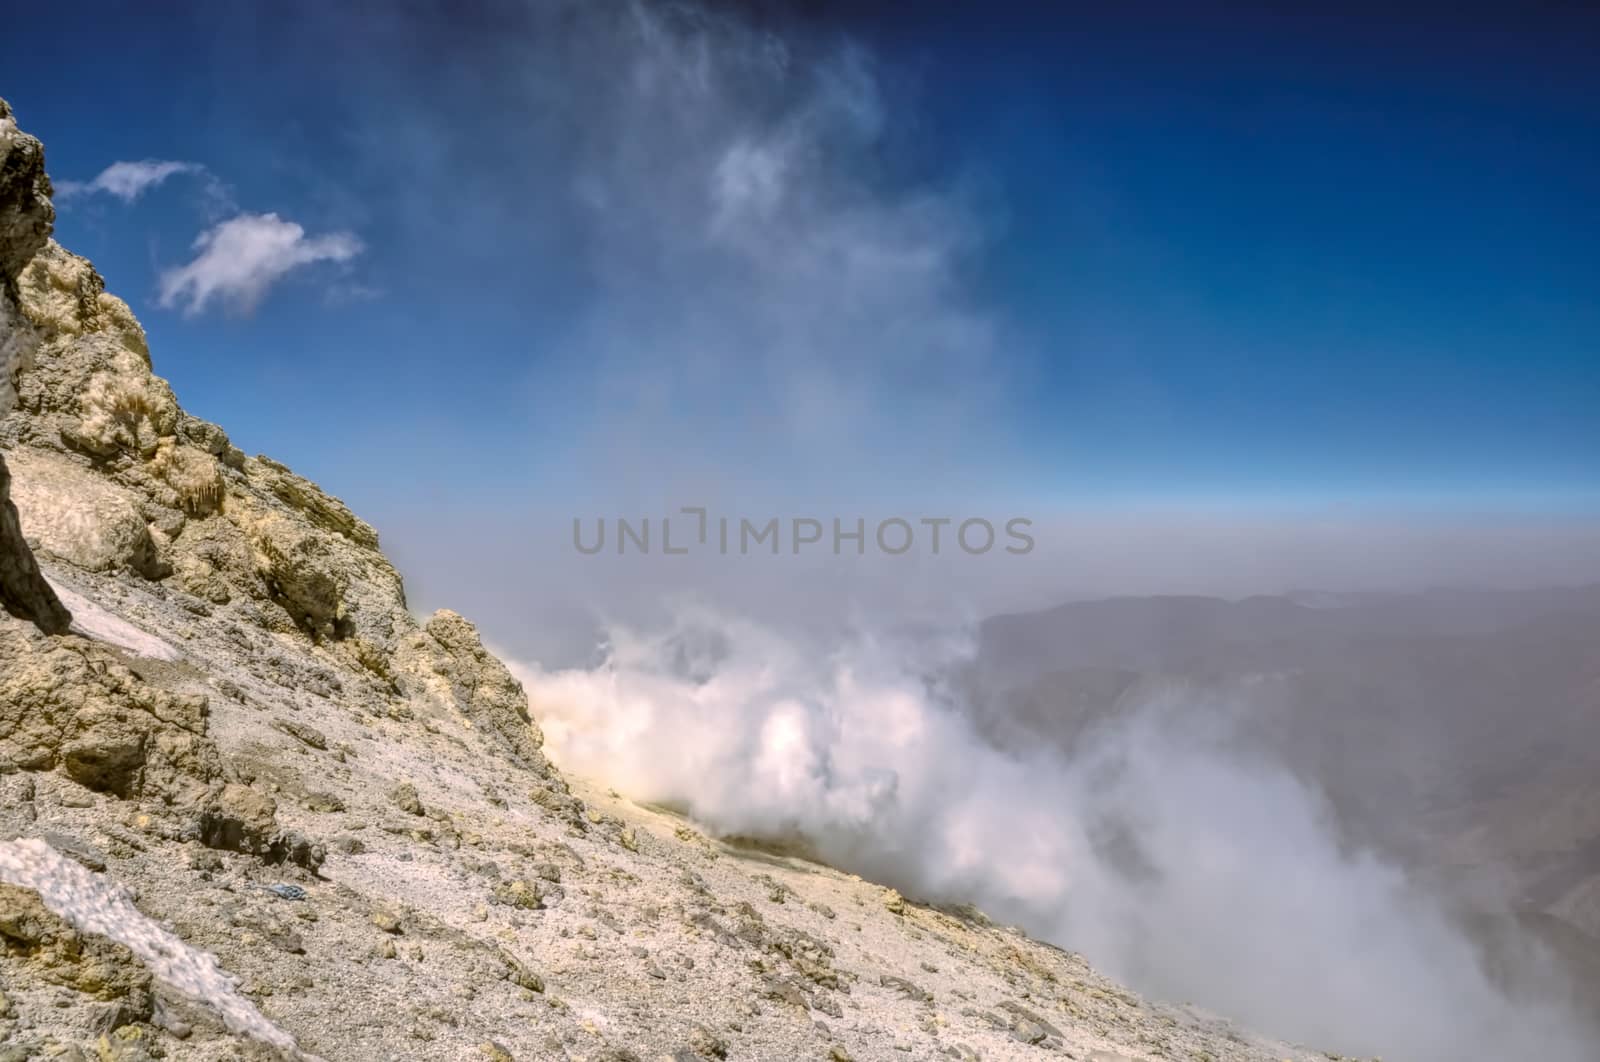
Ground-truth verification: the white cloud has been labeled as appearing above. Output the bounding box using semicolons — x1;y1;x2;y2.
157;212;363;316
56;159;206;202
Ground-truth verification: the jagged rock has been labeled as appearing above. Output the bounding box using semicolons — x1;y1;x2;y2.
0;98;53;290
490;878;545;910
272;718;327;750
0;98;70;634
240;508;351;639
264;831;325;873
3;228;408;652
390;782;425;816
196;783;277;853
878;974;930;1002
996;1000;1062;1039
15;242;147;359
497;947;544;993
395;609;549;770
249;454;379;550
192;782;321;871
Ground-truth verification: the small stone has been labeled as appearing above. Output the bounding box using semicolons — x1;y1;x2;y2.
94;1024;157;1062
303;791;346;813
39;831;107;872
187;848;224;871
878;974;930;1002
761;977;809;1008
152;1006;191;1040
478;1043;516;1062
390;782;425;816
997;1001;1063;1038
812;993;843;1019
273;719;327;750
686;1022;728;1059
372;909;403;934
498;949;545;993
491;878;545;910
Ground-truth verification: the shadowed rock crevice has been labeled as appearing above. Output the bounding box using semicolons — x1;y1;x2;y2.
0;453;69;632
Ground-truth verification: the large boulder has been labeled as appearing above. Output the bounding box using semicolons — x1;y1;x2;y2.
0;614;217;805
6;448;167;579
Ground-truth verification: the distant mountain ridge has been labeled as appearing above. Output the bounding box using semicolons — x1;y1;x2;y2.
977;584;1600;683
967;584;1600;1014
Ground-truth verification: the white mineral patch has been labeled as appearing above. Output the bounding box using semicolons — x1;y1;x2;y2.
0;837;311;1059
48;578;181;661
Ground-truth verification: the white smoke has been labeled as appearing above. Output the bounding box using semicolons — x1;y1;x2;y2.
515;611;1594;1062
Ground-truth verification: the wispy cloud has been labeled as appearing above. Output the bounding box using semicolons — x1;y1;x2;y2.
157;212;362;316
55;159;207;202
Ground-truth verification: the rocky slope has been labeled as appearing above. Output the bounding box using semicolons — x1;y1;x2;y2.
0;99;1338;1062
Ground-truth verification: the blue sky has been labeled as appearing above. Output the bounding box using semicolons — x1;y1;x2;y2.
4;2;1598;646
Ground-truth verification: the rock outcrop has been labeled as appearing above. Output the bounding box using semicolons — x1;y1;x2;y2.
0;97;69;634
0;98;53;289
